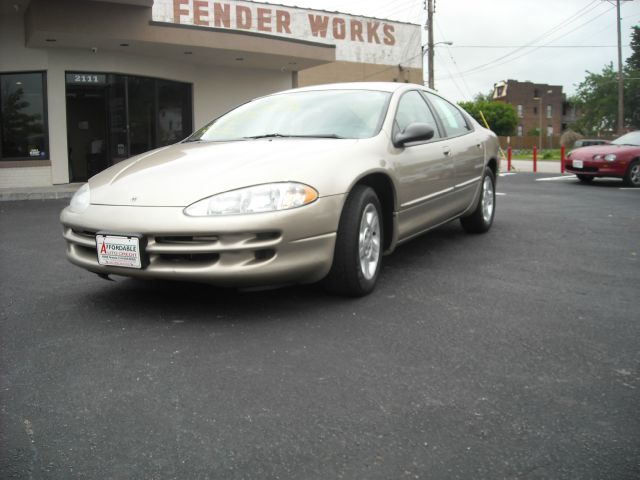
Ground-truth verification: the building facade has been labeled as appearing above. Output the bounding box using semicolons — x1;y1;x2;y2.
0;0;422;188
492;79;566;139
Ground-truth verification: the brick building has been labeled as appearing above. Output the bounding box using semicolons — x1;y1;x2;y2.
492;79;566;139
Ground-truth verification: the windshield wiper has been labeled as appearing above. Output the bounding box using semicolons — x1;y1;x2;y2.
243;133;345;140
243;133;288;139
291;133;346;139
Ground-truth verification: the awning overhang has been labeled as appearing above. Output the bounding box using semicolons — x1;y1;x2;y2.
24;0;336;71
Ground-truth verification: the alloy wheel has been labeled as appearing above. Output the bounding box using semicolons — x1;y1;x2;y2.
482;175;494;224
358;204;381;280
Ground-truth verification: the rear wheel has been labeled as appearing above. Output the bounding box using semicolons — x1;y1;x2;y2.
460;167;495;234
623;160;640;187
577;174;594;183
323;186;382;297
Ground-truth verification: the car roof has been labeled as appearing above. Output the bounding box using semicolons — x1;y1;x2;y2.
271;82;435;95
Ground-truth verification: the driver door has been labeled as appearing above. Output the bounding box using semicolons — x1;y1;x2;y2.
391;90;456;239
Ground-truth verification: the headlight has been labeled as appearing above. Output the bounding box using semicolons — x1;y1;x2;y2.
593;154;602;161
604;154;616;162
69;183;90;213
184;182;318;216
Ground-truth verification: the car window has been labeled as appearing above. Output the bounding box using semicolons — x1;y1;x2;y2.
611;131;640;146
393;91;440;140
189;90;391;141
424;93;471;137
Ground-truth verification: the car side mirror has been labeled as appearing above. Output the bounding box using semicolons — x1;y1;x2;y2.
393;123;435;147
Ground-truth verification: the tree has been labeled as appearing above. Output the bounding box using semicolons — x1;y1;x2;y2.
625;26;640;130
459;99;518;136
627;26;640;70
572;26;640;134
572;62;640;135
473;91;494;103
1;85;43;157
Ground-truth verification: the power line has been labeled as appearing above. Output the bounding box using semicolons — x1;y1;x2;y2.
449;45;621;48
435;0;604;80
367;0;419;20
435;55;468;99
437;3;616;80
434;21;473;99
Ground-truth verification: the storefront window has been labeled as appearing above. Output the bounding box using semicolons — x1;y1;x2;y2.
65;72;192;181
0;72;48;160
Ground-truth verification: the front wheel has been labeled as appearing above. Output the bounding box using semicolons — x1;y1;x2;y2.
460;167;496;234
623;160;640;187
323;186;383;297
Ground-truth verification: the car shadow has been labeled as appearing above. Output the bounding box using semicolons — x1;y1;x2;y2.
83;221;470;323
570;177;626;188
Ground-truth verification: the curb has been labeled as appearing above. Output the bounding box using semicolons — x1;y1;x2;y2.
0;186;80;202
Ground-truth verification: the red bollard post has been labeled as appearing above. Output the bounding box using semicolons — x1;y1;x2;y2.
560;146;565;174
507;146;512;172
533;146;537;173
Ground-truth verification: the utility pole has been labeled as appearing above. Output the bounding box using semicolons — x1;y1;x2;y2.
615;0;624;134
427;0;434;89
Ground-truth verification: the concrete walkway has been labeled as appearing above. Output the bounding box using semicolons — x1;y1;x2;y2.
501;158;562;174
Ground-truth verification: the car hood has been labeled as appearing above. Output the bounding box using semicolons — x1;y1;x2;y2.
88;138;367;207
570;143;640;157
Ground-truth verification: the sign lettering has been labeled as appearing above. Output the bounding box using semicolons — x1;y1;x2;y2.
152;0;421;68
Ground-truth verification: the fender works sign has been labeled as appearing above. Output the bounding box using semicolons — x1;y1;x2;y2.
152;0;422;67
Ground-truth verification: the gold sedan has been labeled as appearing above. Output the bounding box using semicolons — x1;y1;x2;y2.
61;82;500;296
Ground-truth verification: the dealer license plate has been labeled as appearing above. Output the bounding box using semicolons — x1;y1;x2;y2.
572;159;583;169
96;234;142;269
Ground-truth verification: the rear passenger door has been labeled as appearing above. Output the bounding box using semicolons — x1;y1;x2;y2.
423;92;485;206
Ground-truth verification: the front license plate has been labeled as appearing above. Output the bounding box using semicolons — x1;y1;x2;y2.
572;159;584;169
96;234;142;269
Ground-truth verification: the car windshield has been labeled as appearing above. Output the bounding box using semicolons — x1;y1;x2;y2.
187;89;391;142
611;131;640;146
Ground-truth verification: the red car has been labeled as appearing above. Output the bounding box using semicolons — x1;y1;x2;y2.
565;131;640;187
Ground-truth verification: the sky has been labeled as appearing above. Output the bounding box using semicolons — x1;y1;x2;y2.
262;0;640;102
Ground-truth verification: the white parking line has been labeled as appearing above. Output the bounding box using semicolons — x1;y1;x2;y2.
535;175;575;182
619;188;640;191
499;172;517;177
496;192;506;196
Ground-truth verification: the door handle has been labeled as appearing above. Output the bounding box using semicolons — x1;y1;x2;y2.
443;146;451;156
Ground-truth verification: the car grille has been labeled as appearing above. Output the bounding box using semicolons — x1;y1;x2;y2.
62;228;281;268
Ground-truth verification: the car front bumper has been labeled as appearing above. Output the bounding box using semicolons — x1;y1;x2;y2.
60;195;345;287
564;159;627;177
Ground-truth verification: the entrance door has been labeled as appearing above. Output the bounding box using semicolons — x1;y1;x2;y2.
66;83;108;182
106;75;130;165
66;72;192;181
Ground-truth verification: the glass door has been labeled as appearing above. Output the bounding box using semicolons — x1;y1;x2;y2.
128;76;156;155
107;75;129;164
66;71;192;178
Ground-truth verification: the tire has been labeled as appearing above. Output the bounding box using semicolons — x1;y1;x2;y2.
323;185;383;297
577;174;594;183
460;167;496;234
623;160;640;188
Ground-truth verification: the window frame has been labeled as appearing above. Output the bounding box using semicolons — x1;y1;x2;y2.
421;91;474;140
391;89;444;147
0;70;50;162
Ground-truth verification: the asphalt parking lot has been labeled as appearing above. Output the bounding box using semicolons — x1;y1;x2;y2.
1;173;639;479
